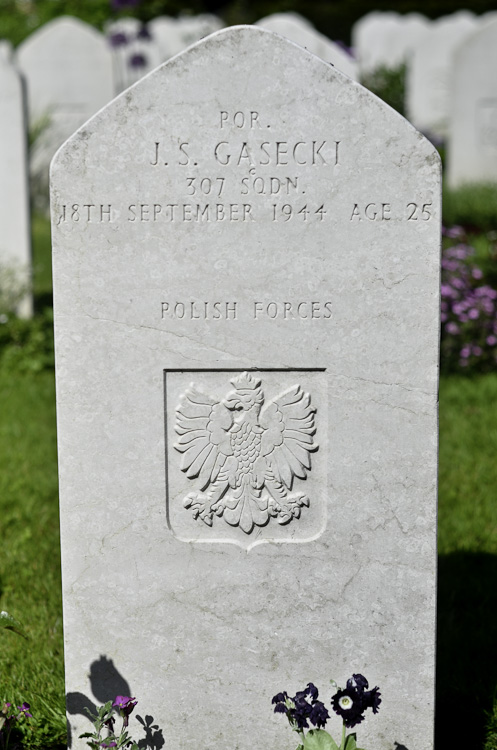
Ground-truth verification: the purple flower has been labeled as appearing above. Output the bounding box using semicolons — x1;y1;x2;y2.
272;683;329;730
332;673;381;728
111;0;139;9
113;696;137;727
17;702;32;718
442;225;464;239
331;687;365;728
136;24;151;41
129;52;147;69
109;31;128;48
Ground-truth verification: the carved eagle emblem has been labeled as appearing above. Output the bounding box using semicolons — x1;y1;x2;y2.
174;372;318;534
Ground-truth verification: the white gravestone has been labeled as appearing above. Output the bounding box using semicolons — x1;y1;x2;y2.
0;58;32;317
105;17;162;94
352;11;429;74
447;18;497;186
256;12;357;80
51;26;440;750
406;11;478;137
0;40;13;63
16;16;114;210
148;14;224;62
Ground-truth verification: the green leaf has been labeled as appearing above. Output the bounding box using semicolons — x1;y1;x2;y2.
303;728;340;750
344;733;357;750
295;744;304;750
0;610;28;638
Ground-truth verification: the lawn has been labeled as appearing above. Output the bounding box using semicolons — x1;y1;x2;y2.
2;214;497;749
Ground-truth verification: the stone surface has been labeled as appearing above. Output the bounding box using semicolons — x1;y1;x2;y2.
0;57;32;317
256;12;357;79
352;11;429;74
51;26;440;750
447;18;497;186
16;16;114;211
406;10;478;136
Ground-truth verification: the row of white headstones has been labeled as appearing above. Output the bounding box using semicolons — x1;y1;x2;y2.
1;9;496;316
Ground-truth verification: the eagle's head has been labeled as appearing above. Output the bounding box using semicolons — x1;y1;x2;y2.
224;372;264;412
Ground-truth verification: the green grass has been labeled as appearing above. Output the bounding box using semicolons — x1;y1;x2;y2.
443;183;497;233
0;368;66;749
1;213;65;749
437;375;497;750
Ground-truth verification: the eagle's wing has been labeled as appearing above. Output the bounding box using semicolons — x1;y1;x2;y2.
174;386;234;490
259;385;317;489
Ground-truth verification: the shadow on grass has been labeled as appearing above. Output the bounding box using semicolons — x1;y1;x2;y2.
67;655;164;750
436;551;497;748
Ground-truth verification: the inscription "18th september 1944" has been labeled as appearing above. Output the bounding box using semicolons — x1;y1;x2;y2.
57;110;434;225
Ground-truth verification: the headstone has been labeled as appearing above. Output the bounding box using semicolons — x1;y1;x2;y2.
105;17;162;93
447;18;497;186
16;16;114;211
385;13;430;69
256;12;357;80
51;26;440;750
0;58;32;317
406;11;478;137
0;39;13;63
148;14;224;62
352;11;422;73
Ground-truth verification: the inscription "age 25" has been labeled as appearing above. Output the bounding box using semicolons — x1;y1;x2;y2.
350;202;433;221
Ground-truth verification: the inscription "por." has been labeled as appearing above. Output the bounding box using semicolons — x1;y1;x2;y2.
174;372;318;534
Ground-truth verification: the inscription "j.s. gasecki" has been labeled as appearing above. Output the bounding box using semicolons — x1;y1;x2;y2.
161;300;332;320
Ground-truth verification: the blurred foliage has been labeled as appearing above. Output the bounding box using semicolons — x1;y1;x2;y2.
0;307;54;372
3;0;497;45
443;183;497;234
360;64;406;116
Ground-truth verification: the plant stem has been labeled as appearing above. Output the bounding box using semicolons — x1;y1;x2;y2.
340;722;346;750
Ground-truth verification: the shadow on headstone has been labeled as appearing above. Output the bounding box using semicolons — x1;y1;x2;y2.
394;743;409;750
136;715;165;750
66;655;163;749
89;654;132;703
436;551;497;748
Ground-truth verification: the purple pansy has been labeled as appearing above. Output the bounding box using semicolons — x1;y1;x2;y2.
17;702;32;718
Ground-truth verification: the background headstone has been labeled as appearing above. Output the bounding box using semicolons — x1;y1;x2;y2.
51;26;440;750
148;14;224;62
105;17;162;94
447;18;497;186
16;16;114;212
0;57;32;317
352;11;429;74
256;12;357;79
406;10;478;137
0;39;13;63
